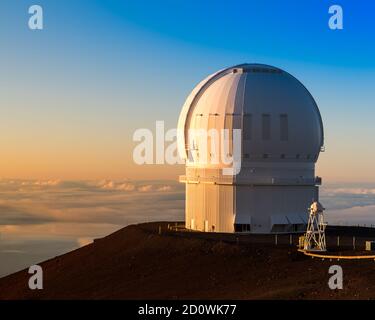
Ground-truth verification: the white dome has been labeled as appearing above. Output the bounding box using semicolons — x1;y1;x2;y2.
177;63;324;168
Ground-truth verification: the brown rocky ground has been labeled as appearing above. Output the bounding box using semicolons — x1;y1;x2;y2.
1;222;375;300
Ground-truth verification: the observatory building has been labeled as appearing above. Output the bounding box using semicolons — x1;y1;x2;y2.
177;64;324;234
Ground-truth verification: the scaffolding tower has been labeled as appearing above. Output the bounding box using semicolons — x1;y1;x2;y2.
304;201;327;252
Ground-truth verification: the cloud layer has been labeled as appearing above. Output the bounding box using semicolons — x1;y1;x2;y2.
321;183;375;226
1;180;375;277
0;178;184;277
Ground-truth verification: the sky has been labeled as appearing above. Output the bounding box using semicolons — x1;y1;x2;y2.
0;0;375;276
0;0;374;181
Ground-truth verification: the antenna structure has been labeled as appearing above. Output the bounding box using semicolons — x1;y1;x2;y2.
304;201;327;252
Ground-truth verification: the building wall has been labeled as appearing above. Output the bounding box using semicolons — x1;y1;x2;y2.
186;183;234;233
186;181;318;233
235;185;318;233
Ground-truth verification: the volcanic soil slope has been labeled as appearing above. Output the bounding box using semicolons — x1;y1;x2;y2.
1;222;375;299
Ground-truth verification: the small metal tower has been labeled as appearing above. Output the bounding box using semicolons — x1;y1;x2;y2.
304;201;327;251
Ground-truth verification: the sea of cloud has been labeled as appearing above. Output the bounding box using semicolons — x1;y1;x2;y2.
1;179;375;277
321;183;375;226
0;178;184;277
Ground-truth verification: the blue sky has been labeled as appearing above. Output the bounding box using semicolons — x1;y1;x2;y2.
0;0;374;181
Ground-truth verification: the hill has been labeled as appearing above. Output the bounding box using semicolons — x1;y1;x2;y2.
1;222;375;299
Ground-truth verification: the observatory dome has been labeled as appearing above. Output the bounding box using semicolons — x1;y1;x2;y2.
178;63;324;234
177;63;324;167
